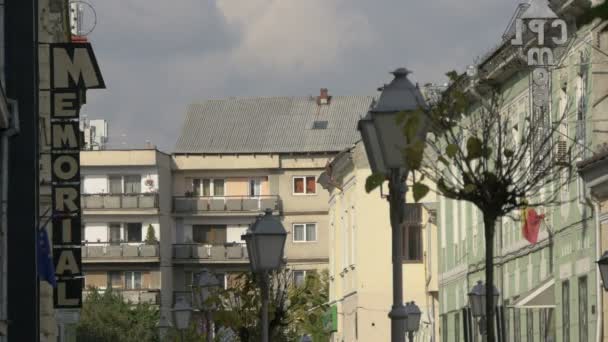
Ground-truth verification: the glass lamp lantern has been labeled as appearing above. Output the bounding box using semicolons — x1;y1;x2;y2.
194;268;220;309
468;281;500;318
404;301;421;332
357;68;428;175
242;209;287;273
172;297;192;331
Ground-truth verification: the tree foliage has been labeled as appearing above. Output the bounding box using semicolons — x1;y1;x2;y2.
209;269;330;342
76;287;160;342
145;224;158;244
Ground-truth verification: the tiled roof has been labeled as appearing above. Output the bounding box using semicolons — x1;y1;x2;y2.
174;96;374;154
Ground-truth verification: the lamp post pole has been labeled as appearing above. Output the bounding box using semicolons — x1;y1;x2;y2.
260;271;270;342
388;168;407;342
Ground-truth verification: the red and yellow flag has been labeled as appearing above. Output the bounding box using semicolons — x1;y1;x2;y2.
521;207;545;244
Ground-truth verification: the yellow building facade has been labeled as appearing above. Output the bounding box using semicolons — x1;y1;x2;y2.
320;141;439;341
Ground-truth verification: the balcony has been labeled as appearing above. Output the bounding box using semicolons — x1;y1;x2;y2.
82;193;158;210
83;242;160;262
173;243;248;263
83;289;160;305
173;195;280;214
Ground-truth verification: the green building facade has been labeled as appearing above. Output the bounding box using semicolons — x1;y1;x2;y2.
438;3;608;341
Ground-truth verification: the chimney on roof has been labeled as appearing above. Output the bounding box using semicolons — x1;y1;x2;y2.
317;88;330;105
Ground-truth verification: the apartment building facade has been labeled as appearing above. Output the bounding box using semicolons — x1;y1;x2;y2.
439;3;607;342
166;92;374;324
319;142;440;342
79;149;172;308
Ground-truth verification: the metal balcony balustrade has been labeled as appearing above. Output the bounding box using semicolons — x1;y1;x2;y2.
173;195;280;213
82;193;159;210
82;241;160;259
172;243;248;261
83;288;160;305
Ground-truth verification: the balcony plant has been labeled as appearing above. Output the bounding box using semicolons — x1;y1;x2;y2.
145;224;158;244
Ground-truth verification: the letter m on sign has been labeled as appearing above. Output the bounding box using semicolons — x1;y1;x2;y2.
50;43;106;90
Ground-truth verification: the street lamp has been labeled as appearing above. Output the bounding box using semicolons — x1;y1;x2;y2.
597;251;608;291
193;269;221;341
156;315;172;341
242;208;287;342
468;281;499;337
468;281;500;318
357;67;428;342
404;301;421;342
172;297;193;342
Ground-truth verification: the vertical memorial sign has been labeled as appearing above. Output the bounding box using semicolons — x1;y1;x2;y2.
49;43;104;308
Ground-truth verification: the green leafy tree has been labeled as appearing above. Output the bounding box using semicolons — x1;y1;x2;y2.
76;287;160;342
209;269;330;342
145;224;158;244
367;71;577;341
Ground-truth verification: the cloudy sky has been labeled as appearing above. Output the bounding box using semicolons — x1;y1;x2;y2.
84;0;520;151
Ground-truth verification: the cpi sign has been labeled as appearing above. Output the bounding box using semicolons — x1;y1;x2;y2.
49;42;104;308
509;0;570;125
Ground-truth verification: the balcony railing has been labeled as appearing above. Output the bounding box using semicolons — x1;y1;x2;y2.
82;193;159;210
173;243;248;261
173;195;279;214
83;289;160;305
83;242;160;260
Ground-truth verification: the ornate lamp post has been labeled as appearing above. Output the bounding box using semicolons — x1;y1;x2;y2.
242;209;287;342
358;67;428;342
172;297;193;342
597;251;608;291
193;269;220;341
468;281;499;336
404;301;421;342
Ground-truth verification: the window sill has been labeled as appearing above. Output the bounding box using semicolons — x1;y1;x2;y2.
401;259;423;264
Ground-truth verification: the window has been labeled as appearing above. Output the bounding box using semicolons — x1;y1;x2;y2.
293;270;306;287
454;313;460;342
563;280;570;342
526;309;534;342
402;224;422;262
312;120;328;129
441;315;448;342
192;179;201;196
124;175;141;193
192;225;227;245
202;179;211;196
192;178;224;197
293;176;316;194
579;276;588;342
109;223;121;244
125;271;142;289
108;271;122;289
249;179;261;197
109;175;122;194
126;223;142;242
293;223;316;242
514;308;521;342
214;179;225;196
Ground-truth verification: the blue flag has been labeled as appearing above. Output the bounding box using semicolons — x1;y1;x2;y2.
38;228;56;287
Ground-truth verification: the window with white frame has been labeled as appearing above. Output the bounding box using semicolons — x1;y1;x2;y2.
249;178;261;197
293;270;307;287
108;175;141;194
293;176;316;195
293;223;316;242
125;271;142;289
191;178;224;197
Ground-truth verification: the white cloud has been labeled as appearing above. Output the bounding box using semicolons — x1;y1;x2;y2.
217;0;375;72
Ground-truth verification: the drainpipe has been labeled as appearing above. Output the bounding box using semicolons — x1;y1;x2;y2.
593;201;602;342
